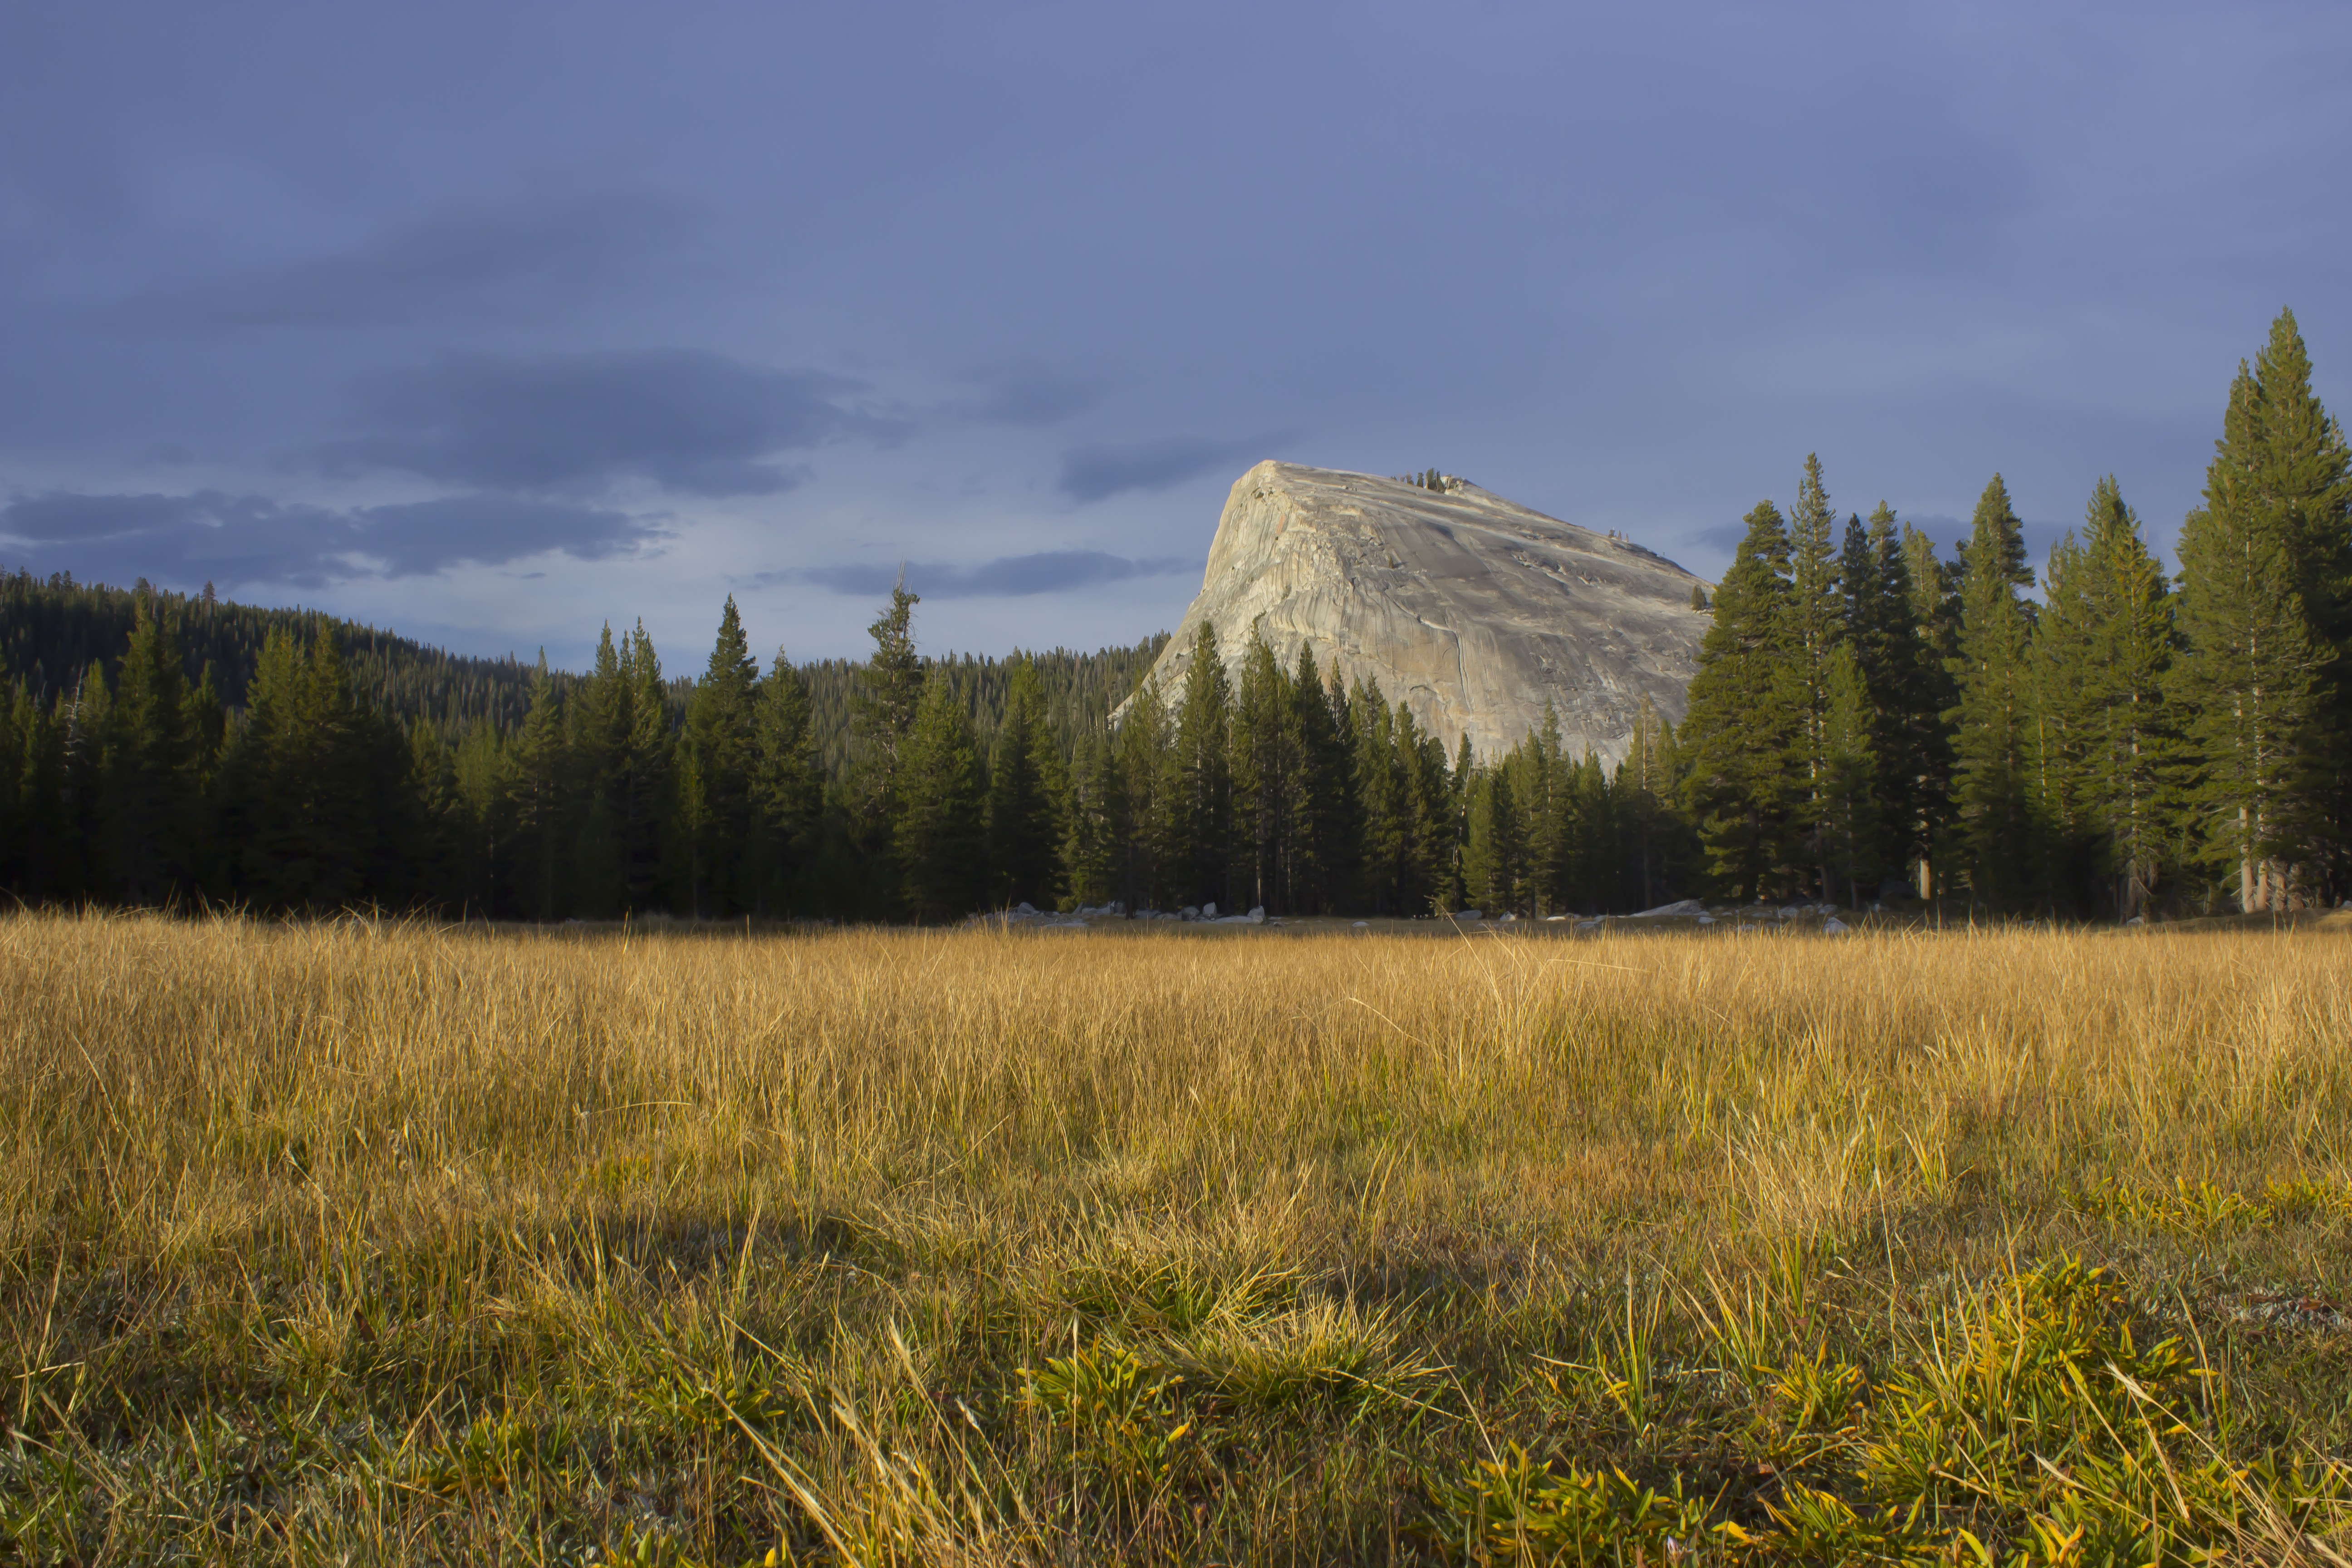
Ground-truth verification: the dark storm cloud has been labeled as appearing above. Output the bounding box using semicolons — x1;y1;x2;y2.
761;549;1192;599
0;488;656;588
96;189;706;331
350;495;658;575
1057;433;1294;503
316;348;894;496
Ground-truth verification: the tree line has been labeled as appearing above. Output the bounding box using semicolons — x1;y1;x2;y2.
4;309;2344;921
1674;308;2350;916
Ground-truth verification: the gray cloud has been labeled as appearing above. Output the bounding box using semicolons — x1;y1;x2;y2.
316;348;892;496
1058;433;1292;503
760;549;1192;599
96;189;707;331
351;495;658;576
953;365;1099;426
1;488;657;588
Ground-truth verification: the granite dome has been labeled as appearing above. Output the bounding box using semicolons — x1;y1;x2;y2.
1115;462;1713;766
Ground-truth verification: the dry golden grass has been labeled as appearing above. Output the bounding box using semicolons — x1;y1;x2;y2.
4;910;2350;1563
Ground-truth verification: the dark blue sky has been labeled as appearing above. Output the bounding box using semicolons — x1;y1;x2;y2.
5;2;2347;668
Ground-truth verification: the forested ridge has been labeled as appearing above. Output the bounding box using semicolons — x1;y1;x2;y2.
4;309;2347;922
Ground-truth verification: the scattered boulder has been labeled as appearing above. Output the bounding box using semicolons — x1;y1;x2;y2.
1822;916;1850;934
1628;897;1706;918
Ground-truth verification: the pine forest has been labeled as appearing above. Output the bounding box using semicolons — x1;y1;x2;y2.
5;309;2348;923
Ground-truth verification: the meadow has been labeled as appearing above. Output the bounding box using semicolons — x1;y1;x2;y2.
4;909;2351;1565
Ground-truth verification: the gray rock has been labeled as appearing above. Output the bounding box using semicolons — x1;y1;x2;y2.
1112;461;1712;766
1628;898;1706;918
1202;901;1217;918
1822;916;1850;934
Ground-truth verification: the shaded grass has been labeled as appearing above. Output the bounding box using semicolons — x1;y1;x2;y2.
1;910;2350;1562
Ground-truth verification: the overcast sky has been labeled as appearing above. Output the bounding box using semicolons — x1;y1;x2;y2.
5;2;2348;670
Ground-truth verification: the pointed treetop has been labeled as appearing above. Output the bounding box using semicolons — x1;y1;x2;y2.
1966;474;2035;589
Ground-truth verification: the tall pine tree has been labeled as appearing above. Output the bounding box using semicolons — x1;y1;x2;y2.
1946;475;2038;909
2172;318;2342;910
1681;501;1797;899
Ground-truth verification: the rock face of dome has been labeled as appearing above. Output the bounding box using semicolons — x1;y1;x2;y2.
1113;461;1713;766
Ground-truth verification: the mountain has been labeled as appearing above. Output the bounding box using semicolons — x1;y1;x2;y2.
1113;462;1713;764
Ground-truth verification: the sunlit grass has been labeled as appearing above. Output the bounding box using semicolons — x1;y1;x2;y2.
2;910;2349;1561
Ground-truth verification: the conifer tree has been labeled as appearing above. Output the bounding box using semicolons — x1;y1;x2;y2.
1062;725;1126;908
405;718;466;912
2029;528;2102;908
1946;475;2039;908
681;597;760;915
1171;622;1234;908
2173;330;2341;909
1318;662;1362;906
1230;628;1298;911
1397;705;1453;912
985;657;1068;908
619;622;673;912
102;595;198;902
15;688;69;901
1818;643;1877;906
1513;702;1570;913
60;666;111;898
751;647;822;913
896;668;986;921
2035;477;2176;916
851;580;924;834
570;625;632;916
1681;501;1797;898
1115;676;1170;910
220;627;301;905
1618;695;1681;909
510;654;569;921
1285;644;1347;913
1843;507;1935;897
1461;764;1522;914
1350;678;1401;912
0;686;25;891
1781;455;1845;898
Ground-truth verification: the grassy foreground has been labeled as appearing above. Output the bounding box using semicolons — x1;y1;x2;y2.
5;912;2352;1564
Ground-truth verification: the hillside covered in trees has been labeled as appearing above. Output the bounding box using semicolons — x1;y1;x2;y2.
4;309;2347;922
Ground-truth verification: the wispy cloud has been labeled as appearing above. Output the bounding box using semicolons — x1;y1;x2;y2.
314;348;902;497
756;549;1192;599
1;488;659;590
1057;433;1294;503
93;189;709;332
